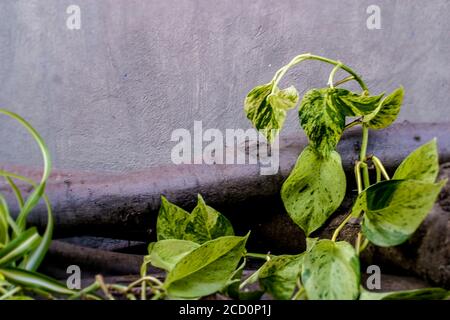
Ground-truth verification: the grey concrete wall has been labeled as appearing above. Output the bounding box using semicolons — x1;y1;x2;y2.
0;0;449;172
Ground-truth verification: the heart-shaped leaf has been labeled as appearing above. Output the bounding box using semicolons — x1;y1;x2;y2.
281;146;346;235
156;196;190;241
301;240;360;300
364;87;404;129
355;179;446;246
145;239;200;272
393;139;439;183
183;195;234;243
164;234;248;298
258;254;304;300
299;88;347;156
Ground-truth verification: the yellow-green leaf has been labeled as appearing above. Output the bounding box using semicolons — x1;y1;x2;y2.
281;146;346;235
357;179;446;246
301;240;360;300
393;139;439;183
267;85;299;110
258;254;304;300
365;87;404;129
156;196;190;241
145;239;200;272
164;235;248;299
183;195;234;244
244;82;290;142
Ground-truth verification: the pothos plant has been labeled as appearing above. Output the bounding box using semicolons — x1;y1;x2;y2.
140;53;449;300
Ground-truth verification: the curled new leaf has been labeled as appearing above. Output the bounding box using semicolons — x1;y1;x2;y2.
281;146;346;235
355;179;446;246
301;240;360;300
164;235;248;299
364;87;404;129
267;86;299;110
393;139;439;182
244;82;298;142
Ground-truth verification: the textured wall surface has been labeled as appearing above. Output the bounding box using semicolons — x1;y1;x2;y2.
0;0;449;171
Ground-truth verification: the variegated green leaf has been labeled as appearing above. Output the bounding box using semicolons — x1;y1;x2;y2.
183;194;234;243
0;268;76;295
0;228;41;266
0;196;9;246
393;139;439;183
156;196;190;241
301;240;360;300
267;85;299;110
145;239;199;272
164;234;248;298
281;146;346;235
359;287;449;300
358;179;446;246
244;82;295;142
258;254;304;300
338;91;384;116
364;87;404;129
298;88;347;156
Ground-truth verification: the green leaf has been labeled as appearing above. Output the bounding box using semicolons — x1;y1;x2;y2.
338;91;384;116
364;87;404;129
301;240;360;300
164;234;248;299
360;287;449;300
156;196;190;241
281;146;346;235
244;82;295;142
356;179;446;246
267;86;299;110
0;196;9;246
0;268;76;295
393;139;439;183
258;254;304;300
0;228;41;266
299;88;347;156
145;239;200;272
183;195;234;243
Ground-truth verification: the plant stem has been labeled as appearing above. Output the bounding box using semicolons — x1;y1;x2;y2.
331;213;352;242
327;62;343;88
372;156;390;180
359;125;370;189
246;252;271;260
271;53;368;92
334;75;355;87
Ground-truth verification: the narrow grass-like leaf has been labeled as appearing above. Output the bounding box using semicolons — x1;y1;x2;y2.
0;228;41;266
0;268;76;295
